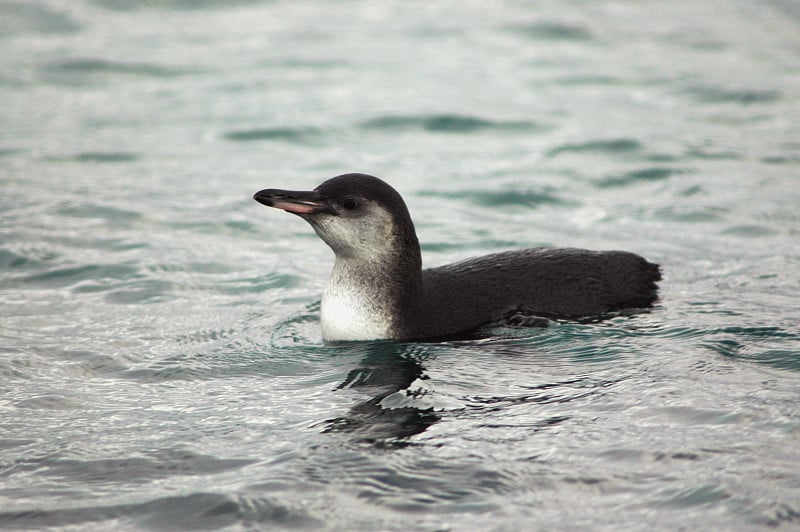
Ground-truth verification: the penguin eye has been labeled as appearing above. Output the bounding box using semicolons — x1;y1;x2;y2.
340;197;360;211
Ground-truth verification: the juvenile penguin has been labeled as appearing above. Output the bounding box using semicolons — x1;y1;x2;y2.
254;173;661;342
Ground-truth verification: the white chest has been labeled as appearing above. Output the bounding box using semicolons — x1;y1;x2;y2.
320;284;393;342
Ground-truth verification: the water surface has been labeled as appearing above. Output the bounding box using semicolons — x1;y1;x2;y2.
1;0;799;529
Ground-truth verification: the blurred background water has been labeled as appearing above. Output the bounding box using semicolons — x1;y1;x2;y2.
1;0;799;529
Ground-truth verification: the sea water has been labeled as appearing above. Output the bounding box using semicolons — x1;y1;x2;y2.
1;0;799;529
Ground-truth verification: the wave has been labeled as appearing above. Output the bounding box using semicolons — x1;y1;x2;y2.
360;113;539;133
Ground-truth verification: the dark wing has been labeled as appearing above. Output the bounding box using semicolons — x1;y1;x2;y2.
411;248;660;338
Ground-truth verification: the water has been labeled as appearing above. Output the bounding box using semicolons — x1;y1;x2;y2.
1;0;799;529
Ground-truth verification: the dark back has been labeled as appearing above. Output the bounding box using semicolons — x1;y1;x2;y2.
407;248;661;338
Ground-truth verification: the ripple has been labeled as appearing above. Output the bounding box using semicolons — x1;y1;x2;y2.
0;147;26;157
0;491;318;530
268;302;324;349
61;352;129;378
700;326;800;371
104;279;174;304
720;225;778;237
71;152;140;163
554;74;621;86
56;202;142;222
224;127;322;142
463;375;622;414
15;394;82;410
360;114;538;133
215;272;303;295
19;263;140;289
42;58;195;85
655;483;731;508
547;138;642;157
598;167;686;188
659;406;743;425
420;239;523;253
175;327;236;345
0;2;80;36
761;155;800;165
92;0;268;11
0;247;55;270
305;457;505;513
123;365;205;382
678;185;704;197
0;438;36;453
682;85;781;105
508;22;594;41
420;188;573;208
38;449;253;484
651;205;727;222
684;148;741;161
755;503;800;528
223;219;260;234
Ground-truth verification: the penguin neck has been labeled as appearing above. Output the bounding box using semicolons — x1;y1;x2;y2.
321;240;423;341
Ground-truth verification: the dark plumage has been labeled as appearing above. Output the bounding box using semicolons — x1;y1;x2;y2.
254;173;661;342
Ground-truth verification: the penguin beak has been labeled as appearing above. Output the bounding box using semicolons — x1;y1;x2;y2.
253;188;336;216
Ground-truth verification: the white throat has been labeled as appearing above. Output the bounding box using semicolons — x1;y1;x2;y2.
320;262;395;342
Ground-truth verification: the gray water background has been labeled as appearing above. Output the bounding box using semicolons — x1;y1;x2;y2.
1;0;799;529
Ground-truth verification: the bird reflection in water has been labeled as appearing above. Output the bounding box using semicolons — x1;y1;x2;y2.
322;342;439;447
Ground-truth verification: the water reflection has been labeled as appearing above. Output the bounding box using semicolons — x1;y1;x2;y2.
324;342;439;446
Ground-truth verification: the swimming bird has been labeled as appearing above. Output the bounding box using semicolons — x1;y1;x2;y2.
253;173;661;342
